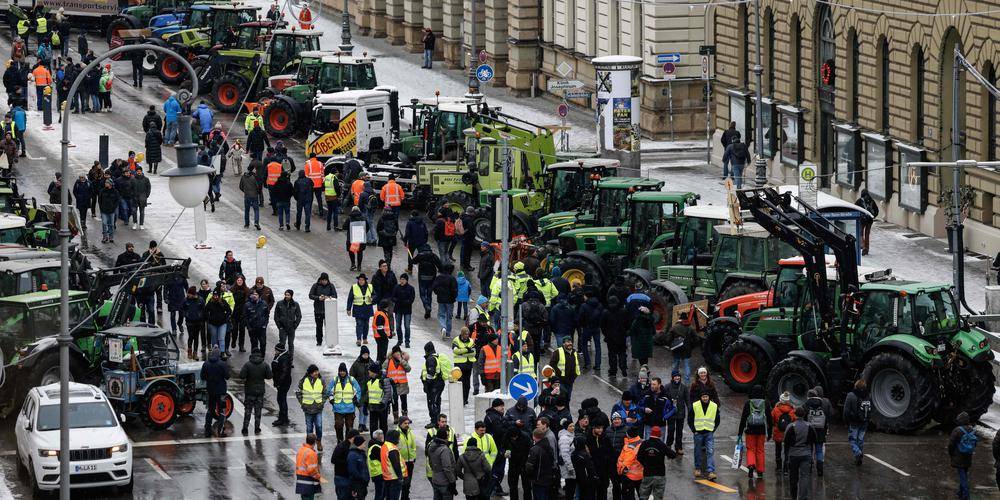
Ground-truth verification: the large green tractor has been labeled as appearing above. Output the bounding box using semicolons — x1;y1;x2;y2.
720;187;995;433
209;27;323;113
155;3;259;84
262;52;379;137
535;173;660;241
397;97;484;162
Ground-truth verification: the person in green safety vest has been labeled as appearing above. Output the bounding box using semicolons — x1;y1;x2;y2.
396;417;418;500
327;362;361;442
510;261;530;303
532;267;559;305
464;421;499;466
421;341;449;418
512;341;536;377
365;363;392;435
367;429;386;499
323;166;341;231
452;327;476;405
296;364;326;451
34;13;47;48
347;273;375;346
425;413;459;478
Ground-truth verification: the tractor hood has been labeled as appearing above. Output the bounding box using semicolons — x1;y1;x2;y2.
952;327;994;362
537;210;578;232
557;226;627;256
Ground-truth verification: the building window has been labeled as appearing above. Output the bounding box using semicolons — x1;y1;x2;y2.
818;8;835;89
791;15;801;104
911;45;925;144
765;8;774;95
878;37;890;133
847;29;859;121
986;63;997;161
739;4;749;87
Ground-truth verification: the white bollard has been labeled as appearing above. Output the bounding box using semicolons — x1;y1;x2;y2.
256;244;268;282
193;205;211;249
448;380;465;436
323;298;343;356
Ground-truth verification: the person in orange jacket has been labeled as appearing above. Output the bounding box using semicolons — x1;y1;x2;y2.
380;173;405;214
770;391;797;473
371;299;393;363
295;434;322;498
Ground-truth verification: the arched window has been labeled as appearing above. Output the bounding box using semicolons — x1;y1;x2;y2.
764;8;774;95
818;7;835;90
847;29;859;121
911;45;925;144
791;15;801;103
739;4;749;87
877;37;890;133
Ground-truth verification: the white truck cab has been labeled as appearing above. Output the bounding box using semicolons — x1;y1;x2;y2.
306;89;395;161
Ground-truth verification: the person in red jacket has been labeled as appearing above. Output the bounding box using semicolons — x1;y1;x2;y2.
770;391;796;472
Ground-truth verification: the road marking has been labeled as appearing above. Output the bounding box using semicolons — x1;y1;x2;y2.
25;153;46;161
282;448;329;483
864;454;910;476
132;431;302;449
694;479;737;493
720;454;749;473
592;374;623;395
144;457;172;480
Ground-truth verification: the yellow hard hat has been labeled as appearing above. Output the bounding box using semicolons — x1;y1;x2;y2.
256;235;267;249
451;367;463;382
513;261;525;271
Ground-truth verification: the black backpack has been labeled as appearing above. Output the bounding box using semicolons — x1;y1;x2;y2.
777;411;793;432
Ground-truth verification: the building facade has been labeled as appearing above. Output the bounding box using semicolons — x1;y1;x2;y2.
712;0;1000;254
316;0;714;139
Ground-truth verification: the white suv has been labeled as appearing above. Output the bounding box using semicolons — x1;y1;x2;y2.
14;382;133;493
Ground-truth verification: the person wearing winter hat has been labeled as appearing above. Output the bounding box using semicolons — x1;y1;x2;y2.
664;370;689;455
347;273;375;346
421;341;447;419
391;273;416;348
606;410;629;500
611;391;641;428
328;362;361;442
271;342;293;426
736;384;772;480
350;346;373;431
770;391;796;472
308;272;337;346
382;345;411;420
365;363;392;435
949;411;975;500
636;426;677;500
274;289;302;352
296;364;326;450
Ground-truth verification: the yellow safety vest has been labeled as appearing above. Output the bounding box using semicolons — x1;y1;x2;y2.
367;378;384;404
557;348;581;376
692;401;718;432
301;377;324;405
324;173;339;197
398;428;417;462
452;337;475;364
245;113;263;132
352;283;373;306
35;17;47;34
368;443;383;477
534;278;557;305
332;379;355;405
513;352;535;375
470;432;498;465
16;20;28;35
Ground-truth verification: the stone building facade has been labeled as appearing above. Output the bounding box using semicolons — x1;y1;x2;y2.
316;0;714;139
712;0;1000;254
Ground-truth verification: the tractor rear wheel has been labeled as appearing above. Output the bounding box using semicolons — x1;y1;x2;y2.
722;339;771;392
648;284;676;334
214;394;235;418
935;360;996;425
141;388;178;430
433;192;474;219
559;256;604;292
861;352;935;433
212;74;249;113
765;356;821;408
156;54;186;85
718;281;766;302
703;320;741;371
264;98;297;138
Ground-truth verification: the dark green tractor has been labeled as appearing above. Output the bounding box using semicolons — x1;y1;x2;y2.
397;97;483;162
535;173;657;240
155;3;258;85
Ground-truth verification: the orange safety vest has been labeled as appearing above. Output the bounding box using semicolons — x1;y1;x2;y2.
482;344;501;377
380;180;404;207
266;161;282;186
32;66;51;86
386;358;407;385
380;441;408;480
351;179;365;205
295;444;321;482
371;310;391;339
304;158;324;188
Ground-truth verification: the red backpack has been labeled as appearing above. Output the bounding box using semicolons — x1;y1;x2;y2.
443;218;456;237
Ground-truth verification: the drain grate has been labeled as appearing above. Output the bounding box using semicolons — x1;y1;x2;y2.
901;233;928;239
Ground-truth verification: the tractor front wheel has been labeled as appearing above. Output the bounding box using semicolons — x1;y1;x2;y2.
718;280;766;302
703;320;741;371
156;54;186;85
648;284;676;334
212;75;249;114
433;192;474;219
214;393;235;418
936;360;996;425
765;356;821;407
141;388;178;430
559;256;604;292
722;339;771;392
861;352;936;433
264;98;297;138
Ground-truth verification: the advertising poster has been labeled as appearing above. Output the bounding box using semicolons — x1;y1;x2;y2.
863;133;891;201
612;98;634;151
898;144;926;213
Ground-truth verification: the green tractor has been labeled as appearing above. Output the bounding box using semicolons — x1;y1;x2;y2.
208;27;324;113
721;187;994;433
397;97;486;162
262;51;379;137
155;2;259;85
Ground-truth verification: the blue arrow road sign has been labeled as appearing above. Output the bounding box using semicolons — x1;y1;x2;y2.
656;53;682;64
508;373;538;400
476;64;495;83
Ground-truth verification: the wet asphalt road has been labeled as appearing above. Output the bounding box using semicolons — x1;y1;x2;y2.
1;8;1000;500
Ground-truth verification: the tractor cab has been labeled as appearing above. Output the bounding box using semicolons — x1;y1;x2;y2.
0;259;61;297
544;158;619;214
625;191;701;270
399;97;482;161
315;53;378;90
267;28;323;74
0;291;93;357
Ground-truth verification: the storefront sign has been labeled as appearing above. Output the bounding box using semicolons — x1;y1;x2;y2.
863;133;892;201
898;142;927;213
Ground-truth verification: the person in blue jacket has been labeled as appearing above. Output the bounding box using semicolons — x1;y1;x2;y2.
162;93;181;145
195;100;213;143
455;270;471;321
11;104;26;156
611;391;643;429
347;434;369;499
325;362;362;442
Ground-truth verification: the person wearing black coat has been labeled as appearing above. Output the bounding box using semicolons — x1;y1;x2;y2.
601;296;628;377
270;342;293;426
204;291;233;357
402;211;428;273
71;174;91;226
142;105;162;133
293;170;314;232
525;429;557;496
577;295;604;372
218;250;243;285
238;349;272;435
77;33;88;60
274;289;302;352
376;211;399;267
181;286;206;358
411;244;441;318
131;168;151;229
244;290;270;355
308;273;337;345
200;348;230;437
272;172;293;230
163;275;188;336
371;260;397;305
144;127;163;174
432;264;458;338
246;125;270;161
586;423;612;500
391;273;416;347
571;436;599;500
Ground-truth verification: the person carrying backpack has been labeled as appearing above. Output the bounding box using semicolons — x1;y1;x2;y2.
722;140;751;189
770;391;796;473
948;411;976;500
736;385;772;481
842;379;872;466
804;387;832;476
434;207;456;265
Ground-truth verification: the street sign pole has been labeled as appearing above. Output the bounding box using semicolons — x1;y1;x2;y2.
752;0;767;187
704;55;712;171
466;0;481;98
668;80;674;140
499;138;511;394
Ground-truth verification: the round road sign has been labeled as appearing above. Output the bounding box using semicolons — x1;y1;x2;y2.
663;62;676;74
557;103;569;118
476;64;495;83
478;50;488;63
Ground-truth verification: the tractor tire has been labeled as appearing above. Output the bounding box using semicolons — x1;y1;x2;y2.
861;352;936;433
722;339;771;393
765;356;821;407
717;281;766;302
215;393;235;418
212;74;249;114
140;388;178;430
141;49;159;75
434;192;475;219
703;320;741;371
106;19;131;55
935;360;996;425
264;98;297;138
473;216;493;245
648;284;676;334
559;255;605;292
30;351;80;388
156;54;186;85
176;399;197;417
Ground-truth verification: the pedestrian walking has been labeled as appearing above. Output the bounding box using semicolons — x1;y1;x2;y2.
666;312;695;383
204;290;233;357
324;165;341;230
308;273;337;345
402;211;428;273
129;47;144;88
131;167;150;229
688;391;719;480
368;430;386;500
383;346;411;420
477;334;502;392
457;207;476;271
412;244;441;318
330;362;362;442
217;250;243;285
636;427;676;500
558;421;577;500
771;391;796;472
577;292;604;373
421;28;436;69
640;377;676;440
421;342;448;419
351;348;373;431
452;327;475;404
348;273;376;346
164;274;188;337
247;122;270;161
239;348;272;435
549;336;581;399
228;139;246;174
10;105;25;157
784;406;816;499
843;379;871;465
344;205;368;269
397;417;417;500
392;274;415;347
855;189;878;255
720;121;740;179
200;347;230;437
144;126;163;175
348;434;370;499
240;166;262;230
98;64;112;111
275;289;302;352
244;289;270;355
163;93;180;145
372;259;398;306
628;305;655;366
382;429;408;500
688;367;720;404
182;286;205;358
377;212;400;267
458;437;491;500
297;364;327;451
722;140;751;189
804;387;832;476
736;385;772;480
273;172;294;229
429;426;459;500
296;434;323;500
294;170;314;231
433;264;458;339
334;429;362;500
663;370;688;455
526;427;557;500
434;207;455;264
455;271;471;321
195;100;213;143
366;363;393;435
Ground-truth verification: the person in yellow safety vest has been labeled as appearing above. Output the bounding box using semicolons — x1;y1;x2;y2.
303;154;326;218
347;273;375;346
396;417;417;499
34;15;47;46
465;421;499;465
507;329;529;356
367;429;386;496
452;327;476;404
532;268;559;305
477;335;502;392
244;108;264;133
295;434;322;497
549;336;581;399
510;261;530;302
296;364;326;451
327;363;361;442
425;414;458;478
380;173;405;212
512;341;536;376
323;168;341;231
382;346;411;420
688;392;719;480
366;364;392;435
468;295;489;324
381;429;409;500
16;19;29;39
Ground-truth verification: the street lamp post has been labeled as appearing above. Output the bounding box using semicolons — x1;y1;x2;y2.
466;0;481;98
57;44;206;500
752;0;767;187
340;0;353;52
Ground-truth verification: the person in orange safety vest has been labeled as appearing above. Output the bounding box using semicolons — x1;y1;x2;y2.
476;334;502;392
371;299;393;363
380;173;405;212
294;434;322;497
303;153;326;217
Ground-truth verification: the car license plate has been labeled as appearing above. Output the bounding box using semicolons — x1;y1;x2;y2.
74;464;97;472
